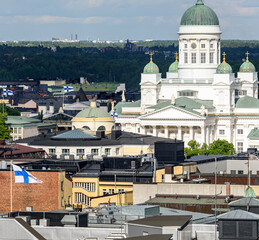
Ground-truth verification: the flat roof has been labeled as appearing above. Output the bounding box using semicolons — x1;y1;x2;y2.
127;215;191;228
125;234;172;240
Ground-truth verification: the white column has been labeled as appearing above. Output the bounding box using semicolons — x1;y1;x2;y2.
153;126;157;137
178;127;182;140
201;126;206;144
164;126;169;138
190;126;194;140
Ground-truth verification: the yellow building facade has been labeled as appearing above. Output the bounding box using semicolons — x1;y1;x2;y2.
72;176;133;208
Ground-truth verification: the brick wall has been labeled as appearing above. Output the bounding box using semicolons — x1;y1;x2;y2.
0;170;59;214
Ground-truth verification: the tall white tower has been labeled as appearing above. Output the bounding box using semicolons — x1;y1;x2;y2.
178;0;221;80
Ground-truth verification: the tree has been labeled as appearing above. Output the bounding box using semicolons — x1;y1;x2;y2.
0;104;20;116
184;139;236;157
208;139;235;155
38;110;43;122
0;113;11;139
184;140;200;157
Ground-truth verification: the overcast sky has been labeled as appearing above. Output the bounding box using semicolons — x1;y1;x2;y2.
0;0;258;41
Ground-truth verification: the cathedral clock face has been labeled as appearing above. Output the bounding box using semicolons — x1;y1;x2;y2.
191;43;197;49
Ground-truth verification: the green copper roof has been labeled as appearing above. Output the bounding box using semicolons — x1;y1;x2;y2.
52;129;96;140
168;61;179;73
244;187;256;198
75;106;111;118
248;128;259;139
143;62;159;74
6;116;41;125
114;100;141;115
180;0;219;26
240;61;256;73
216;62;232;74
236;96;259;108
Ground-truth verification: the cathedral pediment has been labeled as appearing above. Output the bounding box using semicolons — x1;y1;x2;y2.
140;105;205;120
140;81;157;86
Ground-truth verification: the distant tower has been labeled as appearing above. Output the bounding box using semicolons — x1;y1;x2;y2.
75;34;78;40
71;34;73;40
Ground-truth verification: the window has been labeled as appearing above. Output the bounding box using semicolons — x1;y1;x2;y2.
179;91;196;97
109;189;114;194
18;128;22;134
83;126;91;130
75;182;96;192
49;148;56;155
103;189;107;195
116;148;120;155
184;53;188;64
238;170;244;174
239;221;253;237
230;170;236;175
97;126;106;131
235;89;247;96
191;53;196;63
237;142;243;153
237;129;243;135
105;148;111;156
210;52;214;64
219;130;225;135
184;44;187;48
210;44;213;48
74;192;89;206
222;221;236;237
13;128;17;134
201;53;206;63
61;181;64;191
118;189;124;193
62;149;70;155
76;149;85;156
91;148;99;156
201;44;206;48
61;197;64;207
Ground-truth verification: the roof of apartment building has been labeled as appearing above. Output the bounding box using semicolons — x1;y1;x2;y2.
125;235;173;240
15;129;181;147
127;215;191;228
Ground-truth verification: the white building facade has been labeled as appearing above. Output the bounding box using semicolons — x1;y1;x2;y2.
115;0;258;152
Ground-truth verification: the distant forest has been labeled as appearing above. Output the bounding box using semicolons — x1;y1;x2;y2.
0;40;258;90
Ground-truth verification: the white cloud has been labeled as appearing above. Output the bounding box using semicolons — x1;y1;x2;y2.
0;15;123;24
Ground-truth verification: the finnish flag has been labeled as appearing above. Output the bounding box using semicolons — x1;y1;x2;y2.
110;112;118;118
63;86;74;93
3;89;14;96
12;164;43;183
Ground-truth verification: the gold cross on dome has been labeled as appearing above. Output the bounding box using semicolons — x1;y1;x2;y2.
175;52;178;62
222;52;226;63
246;51;249;62
149;52;154;63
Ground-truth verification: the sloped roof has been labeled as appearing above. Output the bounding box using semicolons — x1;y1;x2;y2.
6;116;41;125
114;100;141;115
52;129;96;140
218;209;259;220
236;96;259;108
248;128;259;139
148;97;214;111
229;197;259;207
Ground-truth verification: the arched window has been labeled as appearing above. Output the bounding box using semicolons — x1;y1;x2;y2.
97;126;106;131
83;126;91;130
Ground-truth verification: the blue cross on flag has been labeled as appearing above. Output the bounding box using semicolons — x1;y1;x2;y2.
12;164;43;183
3;88;14;96
110;112;118;118
63;86;74;93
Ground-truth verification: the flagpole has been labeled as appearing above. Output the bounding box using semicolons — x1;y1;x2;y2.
10;160;13;213
2;90;4;114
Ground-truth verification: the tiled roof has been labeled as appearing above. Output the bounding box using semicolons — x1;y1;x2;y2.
52;129;96;140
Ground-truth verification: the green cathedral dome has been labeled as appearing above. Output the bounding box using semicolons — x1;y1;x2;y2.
143;54;159;74
240;53;256;72
169;61;179;73
240;61;256;72
181;0;219;26
216;53;232;74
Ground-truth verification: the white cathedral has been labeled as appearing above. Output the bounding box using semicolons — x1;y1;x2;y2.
114;0;259;152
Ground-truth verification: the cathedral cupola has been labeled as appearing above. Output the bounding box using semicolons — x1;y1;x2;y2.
216;52;232;74
180;0;219;26
143;53;159;74
168;52;179;73
240;52;256;72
